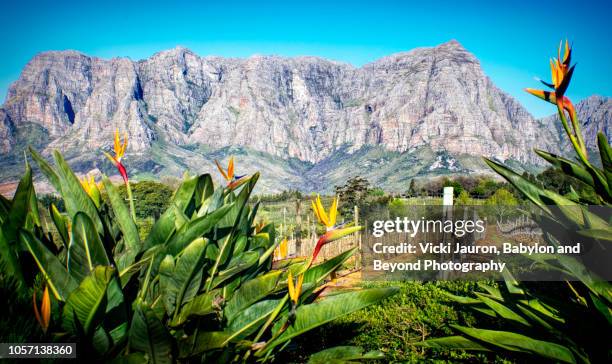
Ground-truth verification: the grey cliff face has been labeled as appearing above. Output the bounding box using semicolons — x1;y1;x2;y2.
1;41;610;188
0;109;14;153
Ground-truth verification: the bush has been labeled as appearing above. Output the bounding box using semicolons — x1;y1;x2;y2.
284;281;513;363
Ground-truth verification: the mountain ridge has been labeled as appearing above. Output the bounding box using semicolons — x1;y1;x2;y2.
0;41;609;193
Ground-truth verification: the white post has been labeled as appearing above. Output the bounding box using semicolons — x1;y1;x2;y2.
443;187;454;207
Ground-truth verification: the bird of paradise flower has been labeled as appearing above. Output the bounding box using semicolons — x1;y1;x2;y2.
103;129;136;220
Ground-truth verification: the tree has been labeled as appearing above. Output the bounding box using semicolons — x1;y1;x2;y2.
442;177;463;197
335;176;371;215
455;190;471;206
484;187;518;221
113;181;174;219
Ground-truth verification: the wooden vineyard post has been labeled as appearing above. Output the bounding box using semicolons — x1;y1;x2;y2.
295;198;302;258
355;205;361;270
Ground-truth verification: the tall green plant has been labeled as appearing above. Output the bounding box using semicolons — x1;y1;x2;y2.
420;41;612;363
0;149;397;363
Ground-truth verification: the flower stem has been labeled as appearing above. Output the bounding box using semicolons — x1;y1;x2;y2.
557;106;590;167
125;180;137;221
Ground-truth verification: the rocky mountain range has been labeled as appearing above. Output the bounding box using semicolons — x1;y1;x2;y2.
0;40;609;193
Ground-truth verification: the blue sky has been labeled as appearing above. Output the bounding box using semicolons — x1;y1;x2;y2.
1;0;610;117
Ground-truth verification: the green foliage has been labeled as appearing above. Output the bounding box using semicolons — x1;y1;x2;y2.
425;115;612;361
484;188;519;221
282;281;513;363
420;273;611;363
0;149;397;363
335;176;390;219
109;180;174;219
256;190;303;203
455;190;472;206
442;177;464;197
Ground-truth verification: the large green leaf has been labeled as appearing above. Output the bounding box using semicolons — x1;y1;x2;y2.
259;287;398;355
130;304;173;364
302;248;356;284
207;251;259;290
170;289;222;327
226;299;281;342
451;325;576;363
160;238;208;317
62;266;114;336
217;173;259;231
50;204;70;248
52;150;103;232
224;271;282;321
143;174;201;250
165;204;233;255
0;162;34;283
178;331;230;358
102;177;141;270
29;147;61;191
68;212;111;282
308;346;385;363
20;230;78;301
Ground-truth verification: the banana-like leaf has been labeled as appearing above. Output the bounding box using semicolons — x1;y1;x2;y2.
259;287;398;356
160;238;208;318
307;346;385;363
29;147;61;191
92;321;129;355
170;289;223;327
226;299;281;342
194;173;214;210
159;255;176;314
0;163;34;282
62;266;114;336
165;204;233;256
417;336;491;351
20;230;78;301
50;204;70;248
52;150;103;232
130;304;173;364
207;251;259;290
68;212;111;282
302;248;356;284
143;174;201;250
451;325;576;363
225;271;282;321
217;173;259;231
102;178;141;270
178;331;231;358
